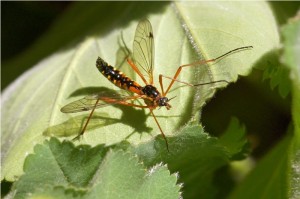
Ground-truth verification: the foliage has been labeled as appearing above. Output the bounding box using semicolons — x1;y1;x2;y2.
2;2;299;199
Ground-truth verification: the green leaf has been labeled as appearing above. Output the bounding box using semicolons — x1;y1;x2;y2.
261;56;292;98
85;151;180;199
2;2;278;181
48;139;108;187
26;186;85;199
13;138;106;198
219;117;250;160
133;123;248;199
229;133;293;199
13;138;180;199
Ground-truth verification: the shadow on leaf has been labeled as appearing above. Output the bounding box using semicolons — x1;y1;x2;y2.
44;87;152;139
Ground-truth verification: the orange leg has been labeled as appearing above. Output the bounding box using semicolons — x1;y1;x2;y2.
114;100;170;151
73;95;146;140
117;103;169;151
159;74;165;96
73;98;101;141
161;46;253;96
150;109;169;152
74;95;170;151
127;59;149;85
159;74;229;92
159;74;193;95
118;101;170;151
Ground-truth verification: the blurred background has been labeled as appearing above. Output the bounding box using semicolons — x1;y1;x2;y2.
2;2;71;88
2;1;170;90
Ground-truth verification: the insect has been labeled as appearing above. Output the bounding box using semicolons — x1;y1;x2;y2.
61;19;253;151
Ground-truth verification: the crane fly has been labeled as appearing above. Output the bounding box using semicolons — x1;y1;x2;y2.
61;19;253;151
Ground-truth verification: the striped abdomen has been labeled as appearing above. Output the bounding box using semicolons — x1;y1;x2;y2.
96;57;143;94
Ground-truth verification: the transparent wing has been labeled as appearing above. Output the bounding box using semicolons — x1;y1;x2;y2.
61;91;141;113
133;19;154;84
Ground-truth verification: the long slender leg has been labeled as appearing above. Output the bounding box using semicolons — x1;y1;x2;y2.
74;95;170;151
117;102;170;151
161;74;229;88
73;98;101;140
73;96;147;141
114;102;170;151
159;74;165;96
163;46;253;96
127;59;149;85
114;101;170;151
116;101;149;108
150;109;169;152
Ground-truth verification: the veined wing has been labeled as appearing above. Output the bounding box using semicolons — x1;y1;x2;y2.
61;91;141;113
133;19;154;84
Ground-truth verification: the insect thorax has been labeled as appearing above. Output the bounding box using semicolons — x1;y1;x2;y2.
142;85;160;99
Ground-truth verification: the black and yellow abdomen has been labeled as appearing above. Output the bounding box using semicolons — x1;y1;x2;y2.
96;57;143;94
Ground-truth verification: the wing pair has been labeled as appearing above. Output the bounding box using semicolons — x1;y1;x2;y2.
61;20;155;113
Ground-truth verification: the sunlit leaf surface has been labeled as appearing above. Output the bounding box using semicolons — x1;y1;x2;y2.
2;1;279;180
